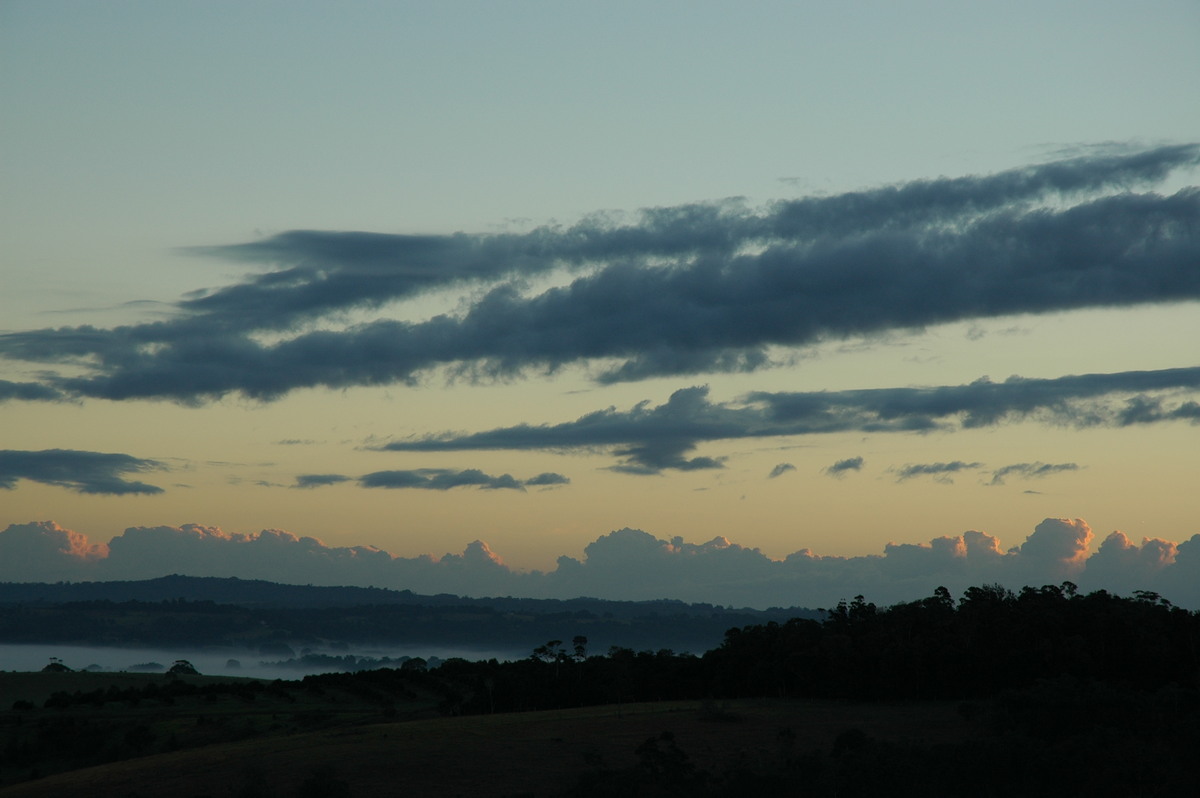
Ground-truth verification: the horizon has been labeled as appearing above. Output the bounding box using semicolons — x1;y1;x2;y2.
2;3;1198;610
4;515;1199;611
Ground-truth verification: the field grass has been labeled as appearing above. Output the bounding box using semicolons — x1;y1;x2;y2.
0;669;449;791
0;676;977;797
0;671;265;709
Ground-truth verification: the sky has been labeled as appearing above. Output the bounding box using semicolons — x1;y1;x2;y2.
2;1;1199;609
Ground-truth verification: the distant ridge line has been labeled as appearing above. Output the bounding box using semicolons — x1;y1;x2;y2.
0;574;816;617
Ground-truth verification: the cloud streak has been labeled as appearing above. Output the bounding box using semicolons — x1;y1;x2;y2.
893;461;984;483
989;462;1080;485
361;468;527;491
382;367;1200;473
1;145;1197;402
293;469;570;491
0;449;165;495
824;456;864;478
293;474;352;489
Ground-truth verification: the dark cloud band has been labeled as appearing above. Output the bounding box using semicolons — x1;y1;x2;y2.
0;381;64;402
292;469;569;491
1;145;1197;402
0;449;165;495
382;366;1200;473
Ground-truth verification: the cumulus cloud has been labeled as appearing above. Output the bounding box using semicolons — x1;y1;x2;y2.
988;461;1080;485
2;145;1198;402
0;449;165;495
1077;530;1179;597
999;517;1096;587
7;516;1200;609
823;456;864;478
96;524;400;585
768;463;796;479
380;367;1200;473
0;521;108;582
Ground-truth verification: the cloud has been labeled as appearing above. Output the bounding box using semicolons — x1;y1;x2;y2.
1076;530;1178;597
0;380;64;402
0;449;166;495
768;463;796;479
293;473;352;489
382;366;1199;472
823;456;864;478
94;524;402;586
752;367;1200;431
892;461;984;483
8;516;1200;609
1016;518;1094;582
1115;395;1200;425
383;385;747;475
988;461;1080;485
523;472;571;487
292;468;569;491
359;468;526;491
3;145;1198;402
0;521;108;582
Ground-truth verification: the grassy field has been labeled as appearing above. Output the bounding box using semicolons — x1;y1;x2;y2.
0;669;447;791
0;670;977;797
0;671;264;709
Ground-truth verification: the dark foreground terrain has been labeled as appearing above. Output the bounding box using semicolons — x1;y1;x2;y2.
0;691;973;797
2;582;1200;795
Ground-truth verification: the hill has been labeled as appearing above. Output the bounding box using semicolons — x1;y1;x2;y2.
0;575;821;658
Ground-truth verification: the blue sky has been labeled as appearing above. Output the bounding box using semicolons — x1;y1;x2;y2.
2;1;1199;607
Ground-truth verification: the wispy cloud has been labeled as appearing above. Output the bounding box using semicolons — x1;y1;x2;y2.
359;468;522;491
823;456;864;478
292;468;569;491
2;145;1197;402
292;473;352;489
524;472;572;487
989;462;1080;485
0;449;165;495
358;468;567;491
381;368;1200;473
768;463;796;479
893;461;984;483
